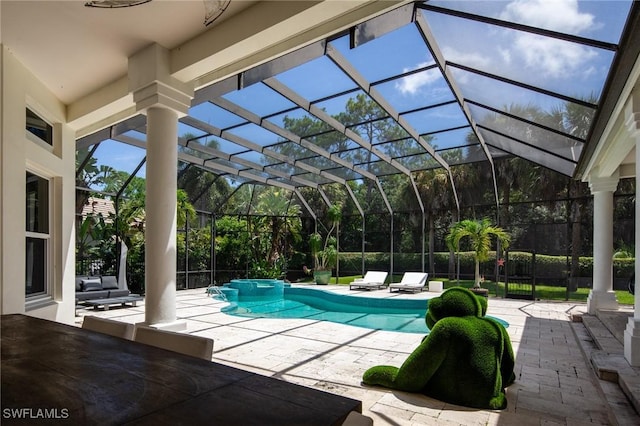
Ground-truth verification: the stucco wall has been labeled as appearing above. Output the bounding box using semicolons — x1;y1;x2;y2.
1;46;75;324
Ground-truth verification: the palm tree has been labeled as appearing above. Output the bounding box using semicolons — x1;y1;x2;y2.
243;187;303;279
177;189;196;229
411;168;453;274
253;188;302;266
446;218;510;288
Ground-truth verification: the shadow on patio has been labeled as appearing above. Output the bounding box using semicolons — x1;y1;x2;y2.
75;288;640;425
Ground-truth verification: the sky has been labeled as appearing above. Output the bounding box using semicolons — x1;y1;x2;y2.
88;0;633;187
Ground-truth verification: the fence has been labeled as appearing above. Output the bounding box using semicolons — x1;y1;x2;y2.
76;192;635;298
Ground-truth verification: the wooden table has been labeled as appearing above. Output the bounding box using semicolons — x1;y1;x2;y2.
1;314;361;425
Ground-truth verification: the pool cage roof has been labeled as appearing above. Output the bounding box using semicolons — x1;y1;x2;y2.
76;0;639;218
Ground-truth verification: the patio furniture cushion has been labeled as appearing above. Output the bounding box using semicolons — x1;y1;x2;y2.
107;289;131;298
76;275;132;303
349;271;388;290
75;276;89;292
81;278;103;292
389;272;428;293
100;275;119;289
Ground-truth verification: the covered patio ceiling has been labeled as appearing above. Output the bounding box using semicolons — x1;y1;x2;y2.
76;0;639;211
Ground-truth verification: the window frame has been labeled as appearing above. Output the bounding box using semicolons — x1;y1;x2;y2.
25;107;54;148
25;171;53;306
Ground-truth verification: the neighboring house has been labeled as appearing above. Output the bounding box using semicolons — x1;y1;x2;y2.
80;197;115;222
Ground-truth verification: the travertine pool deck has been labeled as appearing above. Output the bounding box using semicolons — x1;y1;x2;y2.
75;285;640;425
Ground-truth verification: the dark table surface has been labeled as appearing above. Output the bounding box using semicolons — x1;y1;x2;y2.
1;314;361;425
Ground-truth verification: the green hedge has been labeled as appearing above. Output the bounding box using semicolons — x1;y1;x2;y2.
336;251;635;279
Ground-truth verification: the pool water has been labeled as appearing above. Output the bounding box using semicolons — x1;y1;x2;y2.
218;288;508;334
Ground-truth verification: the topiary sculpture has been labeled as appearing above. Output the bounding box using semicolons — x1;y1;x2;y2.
362;287;515;409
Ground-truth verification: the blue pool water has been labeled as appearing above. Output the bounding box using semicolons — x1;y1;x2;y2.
216;286;508;334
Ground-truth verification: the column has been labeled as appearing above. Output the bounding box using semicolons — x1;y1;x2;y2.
144;106;179;327
625;89;640;366
129;44;193;330
587;175;619;315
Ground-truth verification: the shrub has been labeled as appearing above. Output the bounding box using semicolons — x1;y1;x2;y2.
336;251;634;283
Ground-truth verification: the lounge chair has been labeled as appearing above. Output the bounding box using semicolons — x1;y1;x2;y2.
388;272;429;293
349;271;388;290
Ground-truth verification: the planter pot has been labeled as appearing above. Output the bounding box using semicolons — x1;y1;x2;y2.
313;270;332;285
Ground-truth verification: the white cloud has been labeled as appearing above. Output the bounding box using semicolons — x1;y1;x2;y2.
514;33;597;78
395;62;440;95
500;0;594;33
582;65;597;80
498;47;511;65
497;0;599;80
443;47;491;70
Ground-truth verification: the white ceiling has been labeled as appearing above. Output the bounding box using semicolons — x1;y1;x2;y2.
1;0;255;104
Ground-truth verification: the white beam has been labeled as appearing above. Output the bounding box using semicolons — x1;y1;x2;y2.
172;1;410;86
68;0;410;137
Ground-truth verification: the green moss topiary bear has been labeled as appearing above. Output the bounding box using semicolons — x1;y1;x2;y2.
362;287;515;410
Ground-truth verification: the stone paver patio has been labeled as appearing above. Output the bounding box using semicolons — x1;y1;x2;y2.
75;285;640;425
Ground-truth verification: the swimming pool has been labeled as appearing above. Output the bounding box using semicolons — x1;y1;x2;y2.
215;286;508;334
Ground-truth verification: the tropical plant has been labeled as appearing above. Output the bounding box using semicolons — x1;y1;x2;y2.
309;204;342;271
214;215;251;271
177;189;196;229
446;218;510;288
252;188;302;268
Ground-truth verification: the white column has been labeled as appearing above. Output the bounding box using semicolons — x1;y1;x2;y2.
627;148;640;364
625;90;640;366
144;106;179;327
129;44;193;330
587;176;619;315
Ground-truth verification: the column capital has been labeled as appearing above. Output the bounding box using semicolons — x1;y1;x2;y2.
129;44;193;116
589;174;619;193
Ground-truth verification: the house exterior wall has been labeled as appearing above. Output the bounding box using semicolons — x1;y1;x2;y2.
1;46;76;324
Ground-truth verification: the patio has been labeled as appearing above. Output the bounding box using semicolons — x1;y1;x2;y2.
76;286;640;425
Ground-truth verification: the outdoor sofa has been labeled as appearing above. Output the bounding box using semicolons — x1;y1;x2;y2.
75;275;131;301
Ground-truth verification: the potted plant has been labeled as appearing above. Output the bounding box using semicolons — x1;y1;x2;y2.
446;218;510;296
309;204;341;285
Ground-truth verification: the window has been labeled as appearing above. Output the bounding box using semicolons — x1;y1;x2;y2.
26;172;50;297
26;108;53;146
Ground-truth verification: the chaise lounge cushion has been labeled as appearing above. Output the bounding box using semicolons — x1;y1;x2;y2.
349;271;388;290
389;272;429;293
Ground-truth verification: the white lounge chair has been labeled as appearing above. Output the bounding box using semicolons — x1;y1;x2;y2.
134;326;214;360
388;272;429;293
82;316;135;340
349;271;388;290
